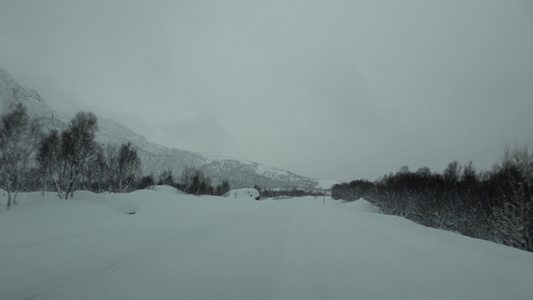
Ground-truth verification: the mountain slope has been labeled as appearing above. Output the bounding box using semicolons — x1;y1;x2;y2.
0;66;321;189
0;66;56;120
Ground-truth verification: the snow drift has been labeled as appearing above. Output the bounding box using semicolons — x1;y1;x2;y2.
224;188;261;200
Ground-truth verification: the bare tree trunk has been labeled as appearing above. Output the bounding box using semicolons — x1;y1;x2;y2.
13;190;20;205
6;189;12;208
52;178;65;199
41;179;46;196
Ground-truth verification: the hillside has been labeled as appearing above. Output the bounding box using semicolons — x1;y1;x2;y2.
0;66;322;189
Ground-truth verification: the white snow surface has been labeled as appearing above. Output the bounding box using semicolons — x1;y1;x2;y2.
342;198;381;214
225;188;261;199
1;191;533;300
150;185;184;194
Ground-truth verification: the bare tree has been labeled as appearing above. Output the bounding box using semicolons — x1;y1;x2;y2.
0;104;40;207
37;112;98;199
180;167;196;194
92;143;118;193
181;166;213;195
215;180;231;196
158;169;174;186
490;145;533;251
116;142;141;193
444;161;462;186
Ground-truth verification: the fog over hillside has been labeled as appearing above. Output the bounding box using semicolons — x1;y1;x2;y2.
0;66;326;189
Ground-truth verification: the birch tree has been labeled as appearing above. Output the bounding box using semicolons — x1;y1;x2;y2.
0;104;40;207
116;142;141;193
37;112;98;199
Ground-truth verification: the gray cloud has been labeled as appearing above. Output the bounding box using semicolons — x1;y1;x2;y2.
1;0;533;181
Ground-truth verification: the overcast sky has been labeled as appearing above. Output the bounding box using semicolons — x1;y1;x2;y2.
1;1;533;181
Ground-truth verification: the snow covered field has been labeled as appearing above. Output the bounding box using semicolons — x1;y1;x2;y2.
1;187;533;300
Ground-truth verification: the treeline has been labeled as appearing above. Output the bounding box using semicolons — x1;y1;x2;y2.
331;148;533;252
0;105;231;208
154;167;230;196
253;185;324;199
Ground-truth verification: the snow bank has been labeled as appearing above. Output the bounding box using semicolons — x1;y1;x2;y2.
344;198;380;213
150;185;183;194
72;190;139;215
106;197;139;215
224;188;260;200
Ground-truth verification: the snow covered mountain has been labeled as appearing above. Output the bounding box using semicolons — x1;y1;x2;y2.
0;66;323;189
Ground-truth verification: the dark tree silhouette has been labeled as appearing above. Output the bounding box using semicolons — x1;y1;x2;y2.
0;104;40;207
37;112;98;199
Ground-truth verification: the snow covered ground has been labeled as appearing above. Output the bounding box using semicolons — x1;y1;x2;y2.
1;188;533;299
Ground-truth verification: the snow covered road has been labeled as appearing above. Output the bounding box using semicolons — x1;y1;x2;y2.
1;189;533;299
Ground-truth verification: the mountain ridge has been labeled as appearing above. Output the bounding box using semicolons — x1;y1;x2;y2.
0;66;329;190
